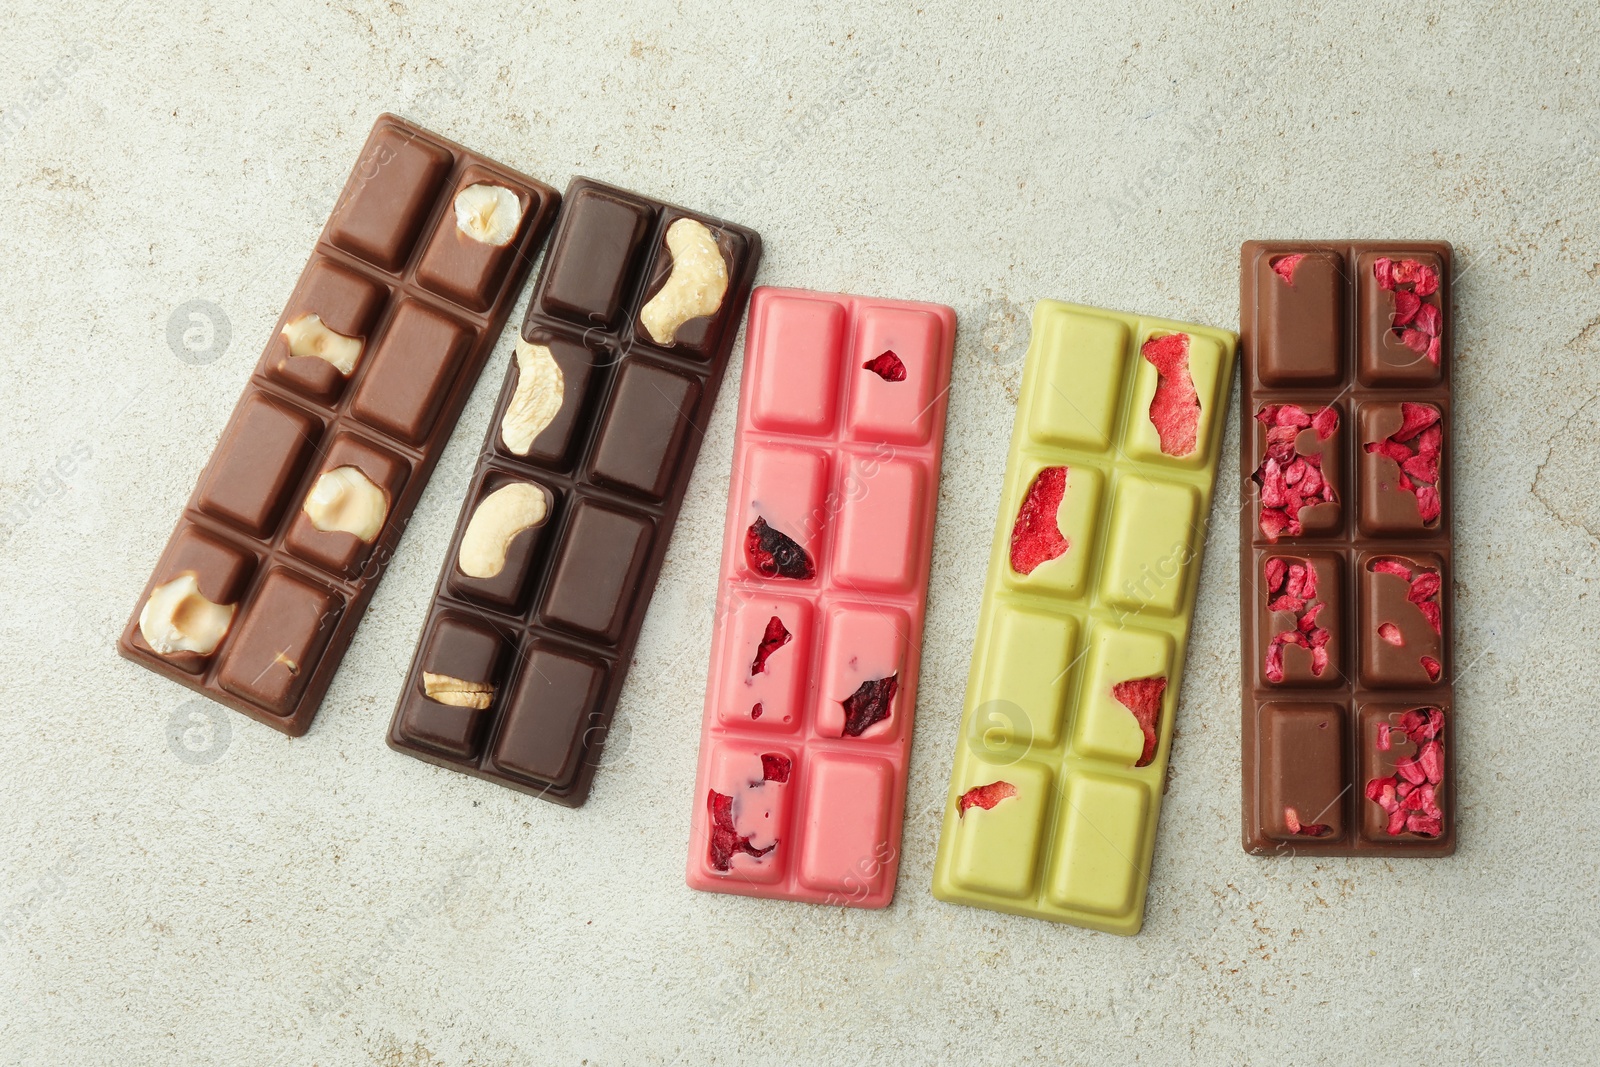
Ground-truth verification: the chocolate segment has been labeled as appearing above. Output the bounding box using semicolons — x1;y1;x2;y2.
388;178;762;806
1240;241;1454;857
119;115;561;736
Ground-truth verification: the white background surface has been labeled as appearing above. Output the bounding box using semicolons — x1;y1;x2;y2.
2;2;1597;1064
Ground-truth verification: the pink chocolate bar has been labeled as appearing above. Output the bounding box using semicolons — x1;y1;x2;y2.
685;286;956;907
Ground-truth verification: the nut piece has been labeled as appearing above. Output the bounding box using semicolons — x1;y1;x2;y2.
302;466;388;542
454;183;523;246
638;218;728;345
500;339;564;455
458;482;548;579
139;572;235;656
422;672;495;709
281;313;363;376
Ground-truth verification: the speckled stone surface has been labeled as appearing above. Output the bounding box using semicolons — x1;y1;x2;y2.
1;2;1596;1064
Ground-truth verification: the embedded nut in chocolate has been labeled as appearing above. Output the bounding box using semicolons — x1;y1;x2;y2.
639;218;728;345
458;482;547;579
139;572;235;656
303;466;388;542
423;672;495;709
500;339;563;455
281;313;362;376
454;183;522;246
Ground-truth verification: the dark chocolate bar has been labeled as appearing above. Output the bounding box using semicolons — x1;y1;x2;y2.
118;115;560;736
1240;241;1455;856
386;178;761;806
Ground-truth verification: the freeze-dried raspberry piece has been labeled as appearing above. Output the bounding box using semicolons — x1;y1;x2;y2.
1415;486;1442;523
1143;332;1201;456
761;753;792;784
1311;406;1339;441
1372;558;1412;581
1009;466;1069;575
863;350;907;382
1265;557;1287;592
1378;622;1403;646
958;780;1018;816
1374;257;1395;290
751;702;762;719
1399;706;1442;743
1408;572;1441;603
1284;806;1331;837
840;674;898;737
1111;676;1167;767
1394;287;1421;327
1271;253;1307;283
1420;656;1442;681
707;789;775;872
1395;402;1441;442
746;517;815;580
749;615;792;675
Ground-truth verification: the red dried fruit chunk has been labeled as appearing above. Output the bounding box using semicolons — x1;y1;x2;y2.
1271;253;1306;284
1407;572;1441;603
1253;405;1338;541
707;789;775;872
1415;485;1441;523
1366;707;1446;837
1111;676;1167;767
751;702;763;719
1372;558;1412;581
1283;806;1331;837
746;517;815;580
1374;257;1395;291
1399;706;1442;743
1009;466;1069;575
1394;287;1421;327
958;780;1018;817
1366;406;1443;525
1395;403;1441;442
1416;600;1442;635
1420;656;1442;681
1311;406;1339;441
1376;725;1393;752
840;674;898;737
863;350;907;382
1142;333;1200;457
761;753;792;784
749;615;792;675
1378;622;1403;646
1265;557;1287;592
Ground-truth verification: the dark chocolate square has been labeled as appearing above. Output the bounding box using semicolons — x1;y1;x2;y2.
537;500;653;644
488;644;608;787
539;186;651;328
394;614;508;759
629;211;748;359
349;299;475;445
586;359;701;501
492;329;598;470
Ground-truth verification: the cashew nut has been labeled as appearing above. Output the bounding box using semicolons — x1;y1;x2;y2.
423;672;496;709
139;572;235;656
303;466;388;542
458;482;548;579
500;339;564;456
638;218;728;345
281;313;363;375
453;183;523;246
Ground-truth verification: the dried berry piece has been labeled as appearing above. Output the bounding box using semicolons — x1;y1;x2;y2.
1111;676;1167;767
840;674;898;737
746;516;815;580
1270;253;1306;284
862;350;907;381
1421;656;1442;681
1283;806;1331;837
958;780;1017;816
1373;259;1443;365
761;753;792;784
707;789;776;871
1378;622;1403;646
1252;404;1338;541
1263;557;1331;682
1364;706;1445;837
750;702;763;719
1142;332;1201;457
1364;405;1443;524
1009;466;1069;575
749;614;792;675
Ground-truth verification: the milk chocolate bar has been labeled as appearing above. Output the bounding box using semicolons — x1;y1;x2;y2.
386;178;761;806
1239;241;1455;856
119;115;560;735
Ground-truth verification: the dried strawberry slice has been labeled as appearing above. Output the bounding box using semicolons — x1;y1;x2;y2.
1143;332;1200;456
750;702;762;719
1420;656;1442;681
1415;486;1441;523
1112;676;1167;767
840;674;898;737
958;780;1017;816
1394;288;1422;327
1374;258;1395;290
750;615;792;675
1265;557;1287;592
761;753;792;784
1271;254;1306;283
863;350;907;382
1009;467;1070;575
745;517;815;580
1378;622;1403;646
1372;558;1413;581
1283;806;1331;837
1395;403;1441;442
1311;406;1339;440
707;789;775;872
1407;572;1441;603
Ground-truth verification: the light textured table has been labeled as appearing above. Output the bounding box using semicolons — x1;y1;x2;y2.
2;2;1596;1064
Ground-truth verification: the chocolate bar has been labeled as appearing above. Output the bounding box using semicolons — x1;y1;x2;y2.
684;287;956;908
931;300;1237;934
386;178;761;806
1240;242;1455;856
118;115;560;735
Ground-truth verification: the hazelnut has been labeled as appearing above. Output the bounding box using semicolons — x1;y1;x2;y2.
139;572;235;656
302;466;388;542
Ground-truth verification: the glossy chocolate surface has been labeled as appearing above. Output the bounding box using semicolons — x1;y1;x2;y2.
119;114;560;736
1240;241;1455;856
387;178;762;806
